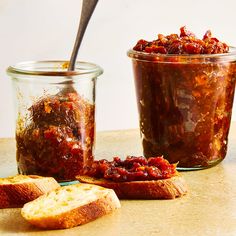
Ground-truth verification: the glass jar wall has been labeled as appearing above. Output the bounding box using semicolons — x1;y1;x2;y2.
7;61;103;182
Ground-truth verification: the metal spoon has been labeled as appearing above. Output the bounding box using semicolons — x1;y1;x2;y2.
68;0;99;71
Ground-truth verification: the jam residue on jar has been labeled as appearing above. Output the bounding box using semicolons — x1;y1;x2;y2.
16;92;95;181
84;156;177;182
133;26;229;54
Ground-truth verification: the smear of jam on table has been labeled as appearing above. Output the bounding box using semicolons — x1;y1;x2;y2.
131;27;236;168
84;156;177;182
16;92;95;181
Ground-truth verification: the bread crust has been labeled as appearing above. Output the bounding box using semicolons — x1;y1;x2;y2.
21;184;121;229
0;175;60;208
77;175;187;199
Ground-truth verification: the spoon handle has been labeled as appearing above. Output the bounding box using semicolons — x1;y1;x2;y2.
68;0;99;71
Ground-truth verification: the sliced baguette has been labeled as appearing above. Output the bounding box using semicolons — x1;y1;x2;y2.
21;183;121;229
0;175;60;208
77;175;187;199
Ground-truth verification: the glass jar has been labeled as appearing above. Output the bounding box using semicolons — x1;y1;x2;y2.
7;61;103;182
128;48;236;170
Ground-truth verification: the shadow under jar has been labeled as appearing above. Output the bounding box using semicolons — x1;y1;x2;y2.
128;48;236;170
7;61;103;182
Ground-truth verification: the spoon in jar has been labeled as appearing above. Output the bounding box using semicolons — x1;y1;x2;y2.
68;0;99;71
60;0;99;94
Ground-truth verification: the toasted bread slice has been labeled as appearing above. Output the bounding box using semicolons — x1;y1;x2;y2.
21;183;121;229
77;175;187;199
0;175;60;208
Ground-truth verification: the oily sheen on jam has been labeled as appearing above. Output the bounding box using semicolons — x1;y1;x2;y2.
133;26;229;54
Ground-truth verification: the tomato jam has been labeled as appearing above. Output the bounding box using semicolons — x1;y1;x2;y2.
84;156;177;182
16;92;95;181
133;26;229;54
128;27;236;169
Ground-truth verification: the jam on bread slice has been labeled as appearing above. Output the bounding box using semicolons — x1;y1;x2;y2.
77;156;187;199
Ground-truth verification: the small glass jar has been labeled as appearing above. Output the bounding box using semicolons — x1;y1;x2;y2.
7;61;103;182
128;48;236;170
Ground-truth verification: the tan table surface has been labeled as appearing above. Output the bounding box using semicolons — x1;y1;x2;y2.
0;124;236;236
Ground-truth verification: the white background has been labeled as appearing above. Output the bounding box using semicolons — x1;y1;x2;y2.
0;0;236;137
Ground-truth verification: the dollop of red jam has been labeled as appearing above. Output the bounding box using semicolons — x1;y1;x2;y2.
84;156;177;182
133;26;229;54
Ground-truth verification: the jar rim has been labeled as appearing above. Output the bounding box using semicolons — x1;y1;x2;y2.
127;46;236;62
7;60;103;77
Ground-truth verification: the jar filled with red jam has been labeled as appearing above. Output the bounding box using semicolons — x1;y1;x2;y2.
128;27;236;169
7;61;103;182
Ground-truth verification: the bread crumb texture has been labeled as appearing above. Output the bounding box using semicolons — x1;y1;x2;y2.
21;183;121;229
0;175;43;184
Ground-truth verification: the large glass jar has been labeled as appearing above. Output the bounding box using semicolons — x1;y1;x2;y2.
7;61;103;182
128;48;236;170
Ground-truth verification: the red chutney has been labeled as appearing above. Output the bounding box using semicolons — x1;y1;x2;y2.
129;27;236;169
133;26;229;54
84;156;177;182
16;92;95;181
